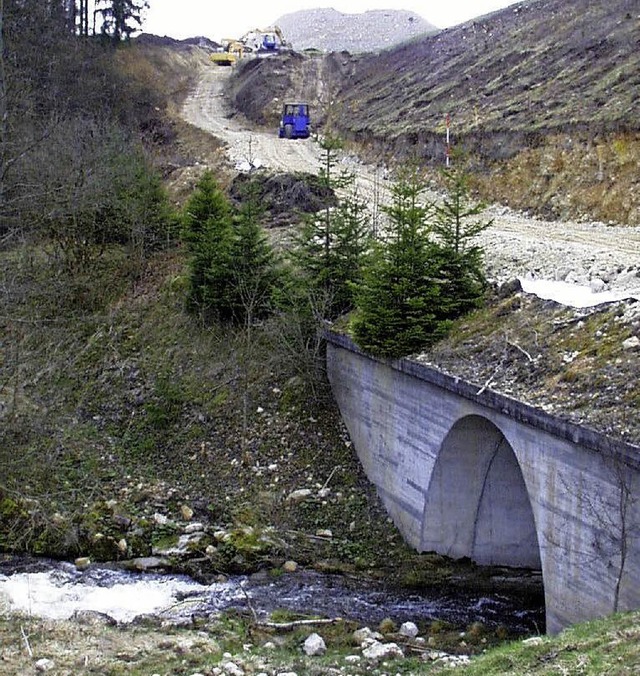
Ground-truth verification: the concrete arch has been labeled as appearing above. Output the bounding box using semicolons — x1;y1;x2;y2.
420;415;541;569
326;334;640;631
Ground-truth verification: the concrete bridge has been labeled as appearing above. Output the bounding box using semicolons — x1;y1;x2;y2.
325;332;640;634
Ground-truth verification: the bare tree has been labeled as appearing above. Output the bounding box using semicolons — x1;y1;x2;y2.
0;0;7;233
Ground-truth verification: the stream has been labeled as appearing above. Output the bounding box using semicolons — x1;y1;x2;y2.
0;556;544;634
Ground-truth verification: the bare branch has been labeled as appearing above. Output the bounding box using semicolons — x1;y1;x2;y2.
257;617;342;632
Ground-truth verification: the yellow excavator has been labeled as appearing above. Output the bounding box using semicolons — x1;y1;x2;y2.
210;40;244;66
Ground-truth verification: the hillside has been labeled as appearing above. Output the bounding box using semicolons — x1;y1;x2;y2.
276;8;437;53
338;0;639;138
227;0;640;224
1;9;640;675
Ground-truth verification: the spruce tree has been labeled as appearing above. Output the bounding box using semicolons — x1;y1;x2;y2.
433;166;493;255
182;171;234;320
229;182;278;325
351;166;492;358
432;166;492;319
293;134;371;319
351;168;448;358
328;188;371;315
96;0;148;42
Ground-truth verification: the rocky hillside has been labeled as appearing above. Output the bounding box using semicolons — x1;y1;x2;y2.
227;0;640;224
276;8;437;53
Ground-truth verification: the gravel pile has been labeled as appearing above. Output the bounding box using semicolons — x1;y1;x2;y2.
276;8;437;53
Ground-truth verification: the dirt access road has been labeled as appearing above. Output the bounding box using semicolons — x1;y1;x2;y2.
182;67;640;298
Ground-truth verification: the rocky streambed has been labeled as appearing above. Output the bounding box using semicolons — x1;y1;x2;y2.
0;556;543;633
0;554;544;675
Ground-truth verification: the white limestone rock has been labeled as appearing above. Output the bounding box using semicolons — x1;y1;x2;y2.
399;621;419;638
522;636;544;646
35;659;56;672
353;627;383;645
303;632;327;656
362;640;404;663
221;661;244;676
287;489;313;502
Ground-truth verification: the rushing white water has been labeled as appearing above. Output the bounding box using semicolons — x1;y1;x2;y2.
1;573;200;622
0;564;240;623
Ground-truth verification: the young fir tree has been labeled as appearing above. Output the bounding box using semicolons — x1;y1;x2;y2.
431;166;492;320
182;171;234;320
351;168;448;358
293;134;371;320
229;181;278;326
328;187;371;315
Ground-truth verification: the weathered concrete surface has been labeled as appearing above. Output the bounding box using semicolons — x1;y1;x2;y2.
326;332;640;634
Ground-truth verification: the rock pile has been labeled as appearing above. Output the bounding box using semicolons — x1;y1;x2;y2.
276;8;437;53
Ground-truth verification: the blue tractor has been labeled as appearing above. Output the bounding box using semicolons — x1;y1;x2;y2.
261;33;278;51
278;103;310;139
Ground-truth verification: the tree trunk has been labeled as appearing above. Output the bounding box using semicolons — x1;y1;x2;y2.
0;0;7;216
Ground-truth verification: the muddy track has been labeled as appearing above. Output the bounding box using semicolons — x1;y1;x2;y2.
182;68;640;294
182;68;321;174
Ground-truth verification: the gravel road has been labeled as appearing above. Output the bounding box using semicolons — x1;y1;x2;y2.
182;67;640;297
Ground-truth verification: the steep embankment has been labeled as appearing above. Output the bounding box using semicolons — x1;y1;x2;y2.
339;0;638;138
227;0;640;224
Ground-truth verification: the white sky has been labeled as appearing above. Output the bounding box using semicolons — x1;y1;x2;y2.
141;0;523;41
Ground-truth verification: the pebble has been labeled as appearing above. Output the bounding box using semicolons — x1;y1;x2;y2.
35;659;55;672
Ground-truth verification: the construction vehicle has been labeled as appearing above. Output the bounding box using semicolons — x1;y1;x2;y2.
211;26;287;66
210;52;236;66
240;26;287;55
278;103;310;139
210;40;244;66
261;32;278;52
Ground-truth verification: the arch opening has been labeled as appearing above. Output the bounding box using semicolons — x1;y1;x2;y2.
421;415;541;569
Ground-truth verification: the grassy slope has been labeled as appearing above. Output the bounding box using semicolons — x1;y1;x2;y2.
462;609;640;675
0;247;414;573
